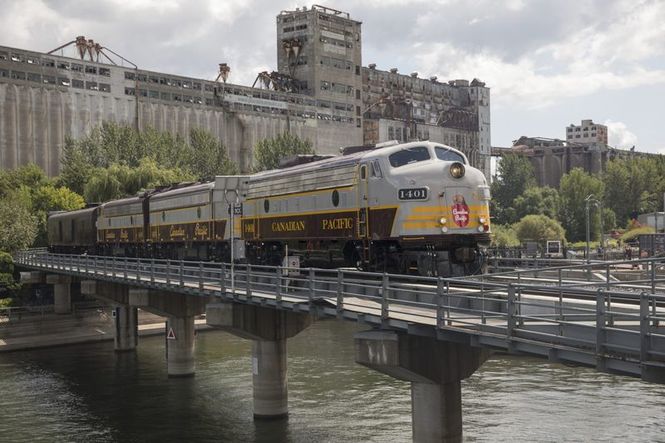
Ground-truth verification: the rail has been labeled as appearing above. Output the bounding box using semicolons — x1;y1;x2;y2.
13;249;665;383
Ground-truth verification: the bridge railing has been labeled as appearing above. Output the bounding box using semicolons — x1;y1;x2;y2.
13;250;665;376
467;256;665;295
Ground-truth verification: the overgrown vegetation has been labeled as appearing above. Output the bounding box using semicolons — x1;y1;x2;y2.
0;252;20;302
252;132;314;172
490;153;665;247
59;123;238;196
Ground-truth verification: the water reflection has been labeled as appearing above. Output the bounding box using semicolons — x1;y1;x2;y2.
0;320;663;442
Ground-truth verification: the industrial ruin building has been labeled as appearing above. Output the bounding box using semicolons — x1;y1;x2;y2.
566;119;608;145
0;5;491;178
502;120;657;188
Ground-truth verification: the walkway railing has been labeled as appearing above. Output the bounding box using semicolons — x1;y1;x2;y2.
13;249;665;383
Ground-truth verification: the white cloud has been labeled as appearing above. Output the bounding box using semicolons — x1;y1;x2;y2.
0;0;664;150
605;120;638;149
411;0;665;109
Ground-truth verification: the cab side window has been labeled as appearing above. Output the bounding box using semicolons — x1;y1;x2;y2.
388;146;431;167
370;160;383;178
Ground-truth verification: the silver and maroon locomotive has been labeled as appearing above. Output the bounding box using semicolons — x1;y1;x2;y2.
48;141;491;277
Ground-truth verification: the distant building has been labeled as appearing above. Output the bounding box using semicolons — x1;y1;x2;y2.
502;121;659;188
0;5;490;177
362;70;491;174
510;136;606;188
566;119;608;145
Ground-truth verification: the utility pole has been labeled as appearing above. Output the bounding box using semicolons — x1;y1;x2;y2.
585;195;592;264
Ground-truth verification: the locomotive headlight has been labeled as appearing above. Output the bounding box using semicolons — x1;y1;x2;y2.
477;225;485;232
450;162;465;178
441;226;449;233
439;217;447;225
479;217;486;224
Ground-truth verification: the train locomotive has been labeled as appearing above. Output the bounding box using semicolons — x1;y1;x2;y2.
48;141;491;277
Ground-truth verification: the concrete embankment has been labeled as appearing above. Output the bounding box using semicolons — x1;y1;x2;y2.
0;307;210;352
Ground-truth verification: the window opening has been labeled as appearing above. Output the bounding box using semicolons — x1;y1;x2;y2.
434;146;465;163
360;164;367;180
388;146;431;168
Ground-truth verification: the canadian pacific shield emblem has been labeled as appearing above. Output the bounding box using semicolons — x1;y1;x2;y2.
452;194;469;227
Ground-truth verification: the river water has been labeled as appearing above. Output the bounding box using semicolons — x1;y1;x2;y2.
0;320;663;442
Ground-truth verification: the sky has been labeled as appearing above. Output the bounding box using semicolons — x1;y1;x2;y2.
1;0;664;153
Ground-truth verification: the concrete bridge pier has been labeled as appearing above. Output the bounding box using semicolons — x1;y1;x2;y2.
46;274;73;314
355;330;490;443
129;288;212;377
81;281;138;352
206;303;313;419
114;305;139;352
165;315;196;377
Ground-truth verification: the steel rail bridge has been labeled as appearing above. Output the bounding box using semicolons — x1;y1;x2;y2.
14;249;665;383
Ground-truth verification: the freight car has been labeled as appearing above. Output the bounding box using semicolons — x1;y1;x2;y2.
47;206;99;254
47;141;491;277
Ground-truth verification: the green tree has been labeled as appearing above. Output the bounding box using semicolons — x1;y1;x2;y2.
83;168;123;203
490;154;537;224
31;185;86;246
188;128;238;178
0;193;38;253
602;157;665;227
559;168;604;242
252;132;314;172
513;186;561;221
60;123;237;193
513;214;566;244
0;163;50;197
0;164;85;247
84;159;194;202
0;252;20;301
58;137;96;195
490;224;520;247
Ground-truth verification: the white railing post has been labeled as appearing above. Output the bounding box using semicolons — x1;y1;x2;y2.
640;292;650;364
596;289;607;371
517;287;524;327
308;268;315;303
336;269;343;315
275;266;282;304
380;273;389;323
507;285;516;343
220;262;226;296
436;277;447;329
246;264;252;298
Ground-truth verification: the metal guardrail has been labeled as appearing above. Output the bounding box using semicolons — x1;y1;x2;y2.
12;249;665;383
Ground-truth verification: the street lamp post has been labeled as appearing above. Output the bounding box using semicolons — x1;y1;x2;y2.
585;195;592;264
224;189;239;295
598;199;604;259
585;194;604;262
215;176;250;296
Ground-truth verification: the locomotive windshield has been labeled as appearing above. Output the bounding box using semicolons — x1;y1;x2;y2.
389;146;431;167
434;146;465;163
